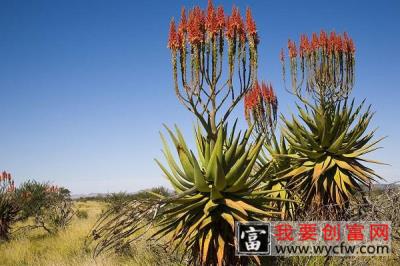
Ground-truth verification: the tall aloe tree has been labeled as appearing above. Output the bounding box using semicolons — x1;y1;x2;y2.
88;1;283;265
160;1;283;264
279;31;383;212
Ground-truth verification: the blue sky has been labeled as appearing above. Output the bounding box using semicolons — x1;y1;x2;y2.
0;0;399;194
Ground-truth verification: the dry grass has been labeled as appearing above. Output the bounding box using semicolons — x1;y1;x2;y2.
0;200;181;266
0;196;399;266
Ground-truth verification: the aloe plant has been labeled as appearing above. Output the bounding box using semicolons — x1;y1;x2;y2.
277;31;383;212
281;100;383;209
88;2;284;264
153;124;281;265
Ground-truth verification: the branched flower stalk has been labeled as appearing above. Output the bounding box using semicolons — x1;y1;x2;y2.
282;30;355;105
168;0;259;138
244;80;278;141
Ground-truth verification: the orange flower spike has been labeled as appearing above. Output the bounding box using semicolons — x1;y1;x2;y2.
288;40;297;58
177;11;187;48
233;6;245;43
216;6;225;31
311;32;319;51
205;0;218;35
247;81;260;109
225;16;233;39
167;19;179;50
226;6;245;42
237;15;246;43
187;7;205;45
244;91;251;110
319;30;328;49
343;32;355;54
328;31;336;53
299;35;309;57
246;8;256;36
179;7;187;33
348;38;355;53
335;34;343;52
230;6;240;27
299;35;304;57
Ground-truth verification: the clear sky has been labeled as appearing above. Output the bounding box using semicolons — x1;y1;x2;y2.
1;0;399;194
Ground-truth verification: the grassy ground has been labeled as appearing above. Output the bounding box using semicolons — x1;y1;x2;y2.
0;200;398;266
0;200;180;266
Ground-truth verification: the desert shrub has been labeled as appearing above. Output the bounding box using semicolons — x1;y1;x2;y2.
15;180;49;220
15;180;74;234
104;187;174;212
0;171;18;241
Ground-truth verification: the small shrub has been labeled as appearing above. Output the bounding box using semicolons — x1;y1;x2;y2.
15;180;74;234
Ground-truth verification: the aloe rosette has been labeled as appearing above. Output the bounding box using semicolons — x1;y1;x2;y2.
280;100;383;208
154;123;281;265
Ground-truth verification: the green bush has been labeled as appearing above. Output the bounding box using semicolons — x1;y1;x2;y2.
15;180;74;234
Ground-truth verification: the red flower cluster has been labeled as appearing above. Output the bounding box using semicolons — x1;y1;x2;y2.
216;6;225;30
244;81;277;119
288;40;297;58
244;81;261;114
167;19;180;51
168;1;259;49
205;0;224;35
187;7;205;45
285;30;356;101
294;31;356;57
226;6;245;42
246;8;256;36
178;8;187;45
262;82;277;104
